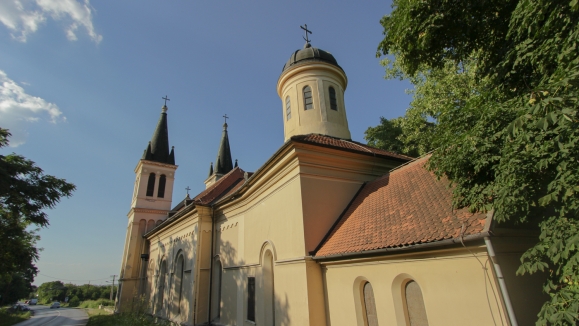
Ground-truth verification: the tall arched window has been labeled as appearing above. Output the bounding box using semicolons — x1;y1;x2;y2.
157;260;167;314
146;173;156;197
363;282;379;326
174;255;185;316
303;86;313;110
157;174;166;198
263;250;275;325
329;86;338;111
211;259;222;321
404;280;429;326
285;96;292;120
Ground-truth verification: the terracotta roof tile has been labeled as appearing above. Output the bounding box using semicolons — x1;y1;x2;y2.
291;134;413;161
192;167;246;205
314;156;487;258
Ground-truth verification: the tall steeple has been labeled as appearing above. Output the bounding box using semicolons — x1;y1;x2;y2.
204;117;234;188
142;104;175;165
214;121;233;174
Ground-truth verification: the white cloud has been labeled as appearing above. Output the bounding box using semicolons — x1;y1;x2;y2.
0;0;101;43
0;70;65;147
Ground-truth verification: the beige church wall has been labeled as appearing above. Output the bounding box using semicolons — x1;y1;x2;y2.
322;247;510;326
300;176;363;253
488;235;548;326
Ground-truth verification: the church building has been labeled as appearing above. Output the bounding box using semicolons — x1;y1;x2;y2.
117;35;547;326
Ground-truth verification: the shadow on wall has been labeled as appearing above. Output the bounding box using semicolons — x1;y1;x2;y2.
216;239;291;326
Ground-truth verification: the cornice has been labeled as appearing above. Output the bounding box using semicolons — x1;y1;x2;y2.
128;207;170;216
134;159;178;173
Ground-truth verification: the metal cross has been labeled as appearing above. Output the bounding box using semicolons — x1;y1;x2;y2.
300;24;312;44
185;186;191;196
223;114;229;124
162;95;170;106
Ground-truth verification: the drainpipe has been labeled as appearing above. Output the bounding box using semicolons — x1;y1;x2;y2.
484;237;518;326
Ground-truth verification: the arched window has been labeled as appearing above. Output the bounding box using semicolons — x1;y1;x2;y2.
285;96;291;120
157;260;167;314
174;255;185;316
211;259;222;321
329;86;338;111
263;250;275;325
404;280;429;326
157;174;166;198
303;86;313;110
363;282;379;326
146;173;156;197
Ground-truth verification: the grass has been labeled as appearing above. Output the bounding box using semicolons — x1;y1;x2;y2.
0;308;32;326
86;313;176;326
78;299;115;309
84;308;113;317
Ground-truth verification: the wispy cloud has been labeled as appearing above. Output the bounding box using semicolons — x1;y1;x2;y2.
0;70;65;147
0;0;101;43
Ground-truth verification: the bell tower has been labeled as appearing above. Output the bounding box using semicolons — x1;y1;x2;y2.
277;33;351;142
117;101;177;311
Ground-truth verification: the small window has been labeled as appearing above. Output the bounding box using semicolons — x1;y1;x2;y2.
405;280;429;326
285;96;291;120
303;86;313;110
157;174;166;198
247;277;255;322
363;282;379;326
146;173;156;197
329;86;338;111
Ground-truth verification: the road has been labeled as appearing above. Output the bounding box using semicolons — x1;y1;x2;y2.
14;303;88;326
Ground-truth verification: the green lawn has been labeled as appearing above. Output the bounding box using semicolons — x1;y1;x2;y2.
86;313;176;326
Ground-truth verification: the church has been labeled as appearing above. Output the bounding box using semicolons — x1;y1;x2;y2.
116;35;547;326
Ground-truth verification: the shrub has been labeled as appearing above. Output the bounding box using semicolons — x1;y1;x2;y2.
68;296;80;307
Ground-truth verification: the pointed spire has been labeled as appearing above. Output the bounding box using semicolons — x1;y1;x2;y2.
208;162;214;177
142;102;175;165
234;159;238;168
214;119;233;175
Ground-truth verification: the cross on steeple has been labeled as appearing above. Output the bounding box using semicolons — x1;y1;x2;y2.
162;95;170;106
301;24;312;44
223;114;229;124
185;186;191;196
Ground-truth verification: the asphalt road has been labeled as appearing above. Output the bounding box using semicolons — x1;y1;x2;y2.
14;303;88;326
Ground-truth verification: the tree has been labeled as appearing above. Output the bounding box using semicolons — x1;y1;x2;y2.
377;0;579;324
0;128;76;305
38;281;67;303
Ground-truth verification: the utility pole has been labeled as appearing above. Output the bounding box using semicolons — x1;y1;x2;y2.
110;275;117;301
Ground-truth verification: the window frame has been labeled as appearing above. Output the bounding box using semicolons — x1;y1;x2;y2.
247;277;256;322
146;173;156;197
285;96;291;120
329;86;338;111
303;86;313;110
157;174;166;198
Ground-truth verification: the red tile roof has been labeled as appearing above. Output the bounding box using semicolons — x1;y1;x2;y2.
291;134;413;161
314;156;488;258
192;167;246;205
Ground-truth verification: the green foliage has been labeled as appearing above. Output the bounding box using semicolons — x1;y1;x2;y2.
38;281;67;303
0;307;31;326
68;295;80;307
377;0;579;324
79;299;115;309
0;128;76;305
86;313;176;326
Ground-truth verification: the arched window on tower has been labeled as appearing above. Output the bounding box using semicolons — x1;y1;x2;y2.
174;254;185;316
158;174;166;198
285;96;291;120
146;173;156;197
404;280;429;326
329;86;338;111
363;282;379;326
303;86;313;110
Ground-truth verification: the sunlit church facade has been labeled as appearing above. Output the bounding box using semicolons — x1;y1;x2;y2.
116;38;547;326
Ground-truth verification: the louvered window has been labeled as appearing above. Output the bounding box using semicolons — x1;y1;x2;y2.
286;96;291;120
303;86;313;110
157;174;166;198
329;86;338;111
146;173;156;197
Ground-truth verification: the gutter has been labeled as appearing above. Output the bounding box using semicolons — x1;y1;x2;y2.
312;232;490;261
485;236;518;326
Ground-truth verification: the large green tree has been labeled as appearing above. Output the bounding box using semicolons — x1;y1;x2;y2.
375;0;578;324
0;128;76;305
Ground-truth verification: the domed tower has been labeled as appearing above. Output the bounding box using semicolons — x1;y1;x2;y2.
277;32;351;141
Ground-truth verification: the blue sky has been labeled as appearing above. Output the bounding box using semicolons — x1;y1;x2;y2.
0;1;412;286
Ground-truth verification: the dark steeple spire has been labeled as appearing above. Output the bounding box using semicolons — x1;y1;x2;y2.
214;121;233;175
208;162;214;177
142;104;175;165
